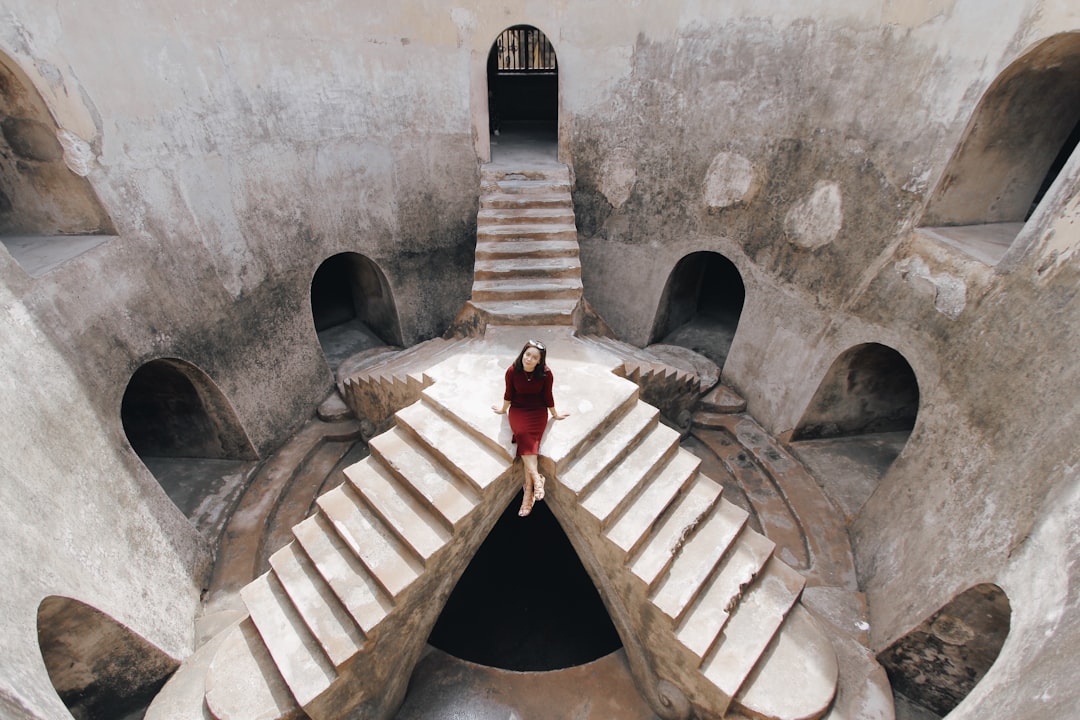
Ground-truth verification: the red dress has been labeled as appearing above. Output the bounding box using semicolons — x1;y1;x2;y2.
503;365;554;456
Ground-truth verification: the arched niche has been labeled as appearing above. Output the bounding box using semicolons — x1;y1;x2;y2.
311;252;403;367
427;497;621;671
920;32;1080;265
486;25;559;161
877;583;1011;717
650;251;746;369
37;596;179;719
121;358;257;526
0;51;115;277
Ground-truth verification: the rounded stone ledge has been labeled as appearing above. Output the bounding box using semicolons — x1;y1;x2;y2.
204;619;302;720
734;604;839;720
317;392;353;422
704;151;760;209
643;343;720;389
698;384;747;414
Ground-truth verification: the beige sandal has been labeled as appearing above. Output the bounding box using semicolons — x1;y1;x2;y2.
518;475;535;517
532;473;546;502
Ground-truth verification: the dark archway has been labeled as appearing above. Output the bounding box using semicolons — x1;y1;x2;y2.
877;584;1011;717
0;51;115;276
311;252;402;368
920;32;1080;263
487;25;558;160
427;496;621;671
651;251;746;369
37;596;179;720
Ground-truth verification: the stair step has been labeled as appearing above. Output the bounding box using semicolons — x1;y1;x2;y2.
395;399;508;491
367;426;480;528
560;402;658;495
241;573;336;708
651;497;750;619
468;299;578;325
476;224;578;242
474;256;581;280
269;542;365;667
344;459;450;562
627;473;723;588
481;192;571;210
701;556;806;699
316;484;423;598
478;207;576;226
475;239;580;260
205;620;300;720
472;277;583;302
482;179;571;195
607;450;702;556
581;423;681;525
677;527;776;660
292;514;393;634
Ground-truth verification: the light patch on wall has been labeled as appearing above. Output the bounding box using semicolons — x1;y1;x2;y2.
704;151;759;209
599;147;637;208
785;181;843;249
1036;191;1080;277
56;128;93;177
895;256;967;319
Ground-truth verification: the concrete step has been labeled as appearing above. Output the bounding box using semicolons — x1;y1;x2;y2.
366;426;481;529
581;422;681;526
268;542;366;667
467;299;579;325
344;459;450;563
651;497;750;618
474;256;582;280
292;513;393;635
626;473;723;586
701;555;806;699
472;277;583;302
481;192;571;210
205;619;301;720
394;399;508;492
475;239;580;260
315;484;423;598
560;402;658;495
476;223;578;242
477;207;576;226
607;450;702;558
676;526;776;660
241;572;336;708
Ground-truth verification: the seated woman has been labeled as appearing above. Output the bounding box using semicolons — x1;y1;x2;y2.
492;339;569;516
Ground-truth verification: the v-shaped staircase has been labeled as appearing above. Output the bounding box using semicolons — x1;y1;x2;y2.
193;159;844;720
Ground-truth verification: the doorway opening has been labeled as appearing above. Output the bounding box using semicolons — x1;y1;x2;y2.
311;252;402;371
427;494;621;671
487;25;559;163
651;251;746;370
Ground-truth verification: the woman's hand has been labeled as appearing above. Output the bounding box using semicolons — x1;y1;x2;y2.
551;411;570;420
492;403;508;414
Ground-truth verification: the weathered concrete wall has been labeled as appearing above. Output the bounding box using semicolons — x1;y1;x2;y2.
1;0;1080;718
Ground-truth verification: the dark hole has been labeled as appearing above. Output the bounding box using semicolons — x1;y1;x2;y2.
427;493;622;671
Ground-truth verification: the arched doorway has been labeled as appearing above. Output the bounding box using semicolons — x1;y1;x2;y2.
0;51;115;276
920;32;1080;265
121;358;257;535
487;25;559;162
877;584;1011;717
38;596;179;719
311;252;402;369
650;251;746;369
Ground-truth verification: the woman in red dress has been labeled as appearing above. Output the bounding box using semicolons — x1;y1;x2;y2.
492;339;569;516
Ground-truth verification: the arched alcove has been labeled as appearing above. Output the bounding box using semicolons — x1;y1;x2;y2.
311;252;403;369
920;32;1080;265
0;52;115;277
877;583;1011;717
37;596;179;720
121;358;257;529
427;496;621;671
650;251;746;369
486;25;559;162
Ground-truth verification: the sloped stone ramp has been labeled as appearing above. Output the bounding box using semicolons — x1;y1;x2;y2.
201;335;839;720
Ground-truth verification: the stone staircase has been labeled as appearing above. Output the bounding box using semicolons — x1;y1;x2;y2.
453;165;584;329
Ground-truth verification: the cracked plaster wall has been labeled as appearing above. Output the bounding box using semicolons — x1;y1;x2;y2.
0;1;1079;718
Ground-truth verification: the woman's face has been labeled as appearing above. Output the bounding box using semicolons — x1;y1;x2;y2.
522;347;542;371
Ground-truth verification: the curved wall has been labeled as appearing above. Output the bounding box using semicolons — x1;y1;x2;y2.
0;1;1078;718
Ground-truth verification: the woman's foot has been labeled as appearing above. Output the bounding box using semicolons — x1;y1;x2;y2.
532;473;546;502
519;475;535;517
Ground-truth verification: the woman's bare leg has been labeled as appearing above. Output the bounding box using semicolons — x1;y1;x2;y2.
518;457;536;516
522;454;545;502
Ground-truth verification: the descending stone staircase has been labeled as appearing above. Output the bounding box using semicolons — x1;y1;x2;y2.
452;165;585;329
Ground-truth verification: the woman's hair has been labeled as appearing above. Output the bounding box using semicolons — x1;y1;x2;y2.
513;339;548;375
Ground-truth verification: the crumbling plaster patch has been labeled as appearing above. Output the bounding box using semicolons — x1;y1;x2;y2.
704;151;760;210
895;255;967;319
784;181;843;249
